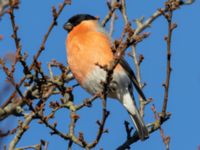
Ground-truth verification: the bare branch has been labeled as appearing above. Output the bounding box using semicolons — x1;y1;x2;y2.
9;113;34;150
161;9;175;118
116;113;171;149
152;105;170;150
101;0;120;27
1;0;70;111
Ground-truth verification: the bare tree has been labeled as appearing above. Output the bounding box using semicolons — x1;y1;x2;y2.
0;0;195;149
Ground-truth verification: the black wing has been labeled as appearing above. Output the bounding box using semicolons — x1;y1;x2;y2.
119;58;147;101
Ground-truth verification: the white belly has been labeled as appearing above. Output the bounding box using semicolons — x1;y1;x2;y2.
82;66;132;100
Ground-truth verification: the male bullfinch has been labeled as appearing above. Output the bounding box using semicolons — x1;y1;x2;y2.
63;14;149;140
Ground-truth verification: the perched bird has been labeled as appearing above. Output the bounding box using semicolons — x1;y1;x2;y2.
63;14;149;140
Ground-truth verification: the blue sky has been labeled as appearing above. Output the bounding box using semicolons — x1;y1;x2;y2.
0;0;200;149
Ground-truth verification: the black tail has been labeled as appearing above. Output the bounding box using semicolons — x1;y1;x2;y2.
130;110;149;140
122;92;149;140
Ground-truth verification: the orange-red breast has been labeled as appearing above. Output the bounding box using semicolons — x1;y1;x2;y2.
63;14;149;140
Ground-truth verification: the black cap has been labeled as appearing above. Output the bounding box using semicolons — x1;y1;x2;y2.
63;14;97;32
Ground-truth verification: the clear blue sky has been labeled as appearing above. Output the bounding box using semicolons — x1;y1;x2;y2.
0;0;200;149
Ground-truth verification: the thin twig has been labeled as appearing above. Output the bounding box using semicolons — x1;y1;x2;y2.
9;113;34;150
131;46;152;116
119;0;128;24
109;12;116;36
161;9;174;118
87;107;109;149
108;0;118;36
101;1;120;27
124;121;133;140
152;105;170;150
131;0;194;39
75;94;100;111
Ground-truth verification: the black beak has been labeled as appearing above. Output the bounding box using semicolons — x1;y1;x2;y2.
63;22;73;32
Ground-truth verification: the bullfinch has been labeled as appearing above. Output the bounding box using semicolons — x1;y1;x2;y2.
63;14;149;140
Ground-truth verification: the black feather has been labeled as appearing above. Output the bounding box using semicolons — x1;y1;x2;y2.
119;59;147;101
64;14;97;32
